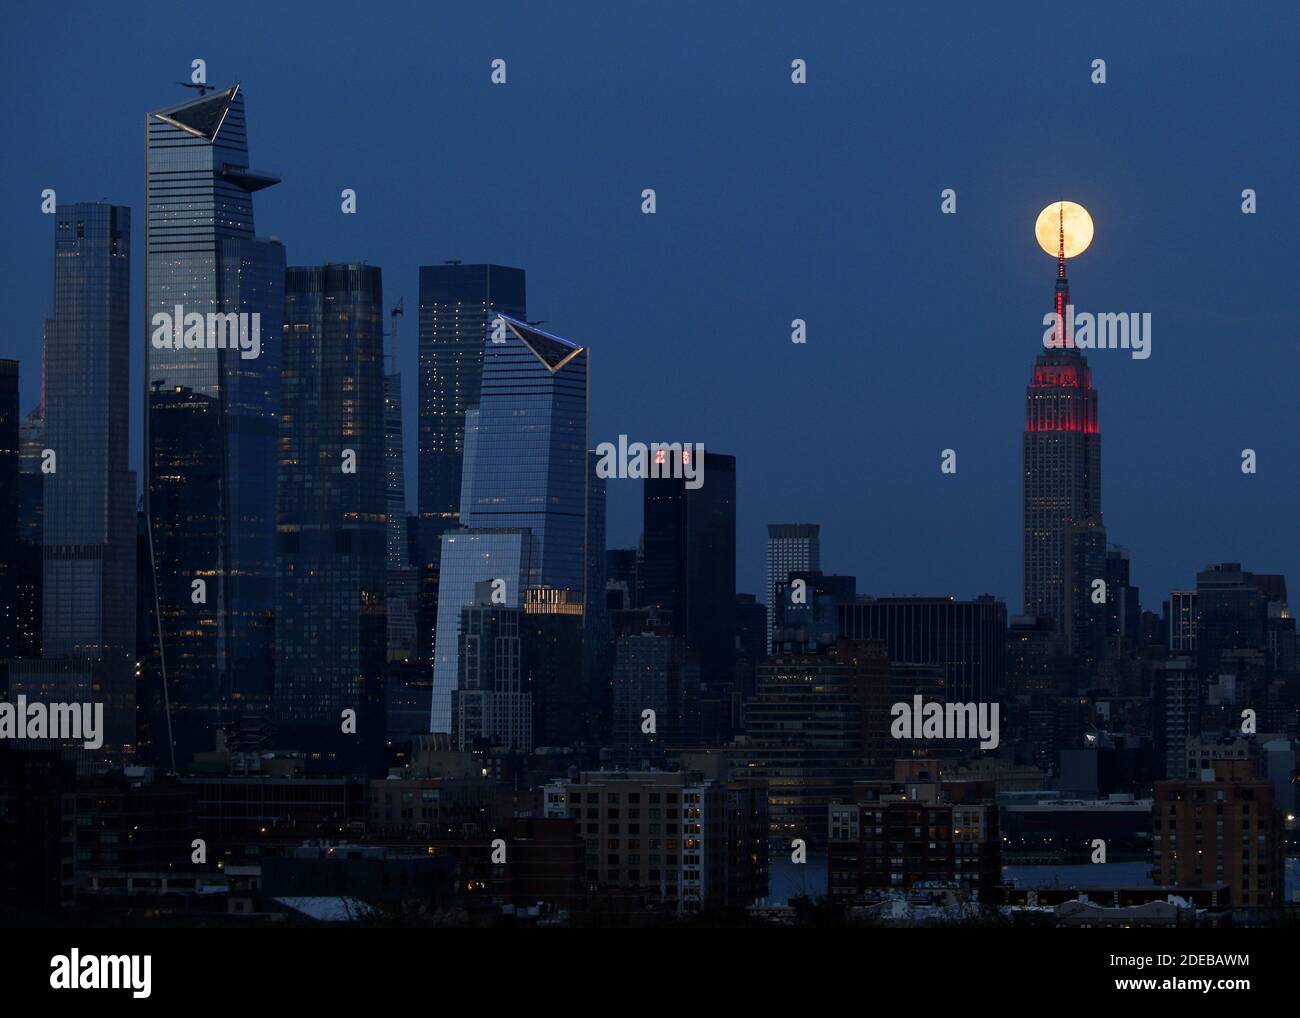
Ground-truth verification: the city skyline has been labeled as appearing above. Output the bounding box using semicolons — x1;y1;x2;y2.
2;2;1294;611
2;1;1298;956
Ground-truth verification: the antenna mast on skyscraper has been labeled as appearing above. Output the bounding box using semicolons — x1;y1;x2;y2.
1058;203;1066;279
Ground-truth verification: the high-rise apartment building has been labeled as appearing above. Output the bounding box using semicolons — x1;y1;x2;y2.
543;770;768;910
828;779;1001;903
1154;767;1284;908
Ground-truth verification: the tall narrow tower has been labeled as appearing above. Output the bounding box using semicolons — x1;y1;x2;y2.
144;84;284;768
384;298;418;661
1023;205;1102;627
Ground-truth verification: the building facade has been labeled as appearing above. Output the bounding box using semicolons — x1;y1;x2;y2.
838;596;1007;703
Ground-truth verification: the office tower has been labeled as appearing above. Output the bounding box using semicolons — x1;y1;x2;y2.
416;263;526;548
416;264;525;661
838;595;1007;702
144;84;284;768
1062;516;1107;674
1023;232;1102;628
12;204;136;758
744;639;891;845
612;633;701;766
0;360;17;660
1104;546;1141;645
382;304;418;663
276;264;387;768
431;316;588;733
521;587;587;747
766;523;821;653
1154;768;1285;908
642;452;737;694
1195;563;1267;680
450;581;531;752
460;315;588;591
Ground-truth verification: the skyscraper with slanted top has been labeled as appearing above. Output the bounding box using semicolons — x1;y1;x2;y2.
143;84;284;768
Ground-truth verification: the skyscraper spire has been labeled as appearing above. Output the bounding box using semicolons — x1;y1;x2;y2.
1054;203;1070;345
1058;203;1066;278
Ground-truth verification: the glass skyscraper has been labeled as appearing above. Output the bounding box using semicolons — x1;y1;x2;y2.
430;315;589;732
766;523;821;654
41;204;136;756
452;581;532;752
460;315;588;591
144;84;284;767
642;452;737;694
275;264;388;769
384;366;417;662
415;264;524;663
430;528;532;732
0;359;18;660
416;263;525;558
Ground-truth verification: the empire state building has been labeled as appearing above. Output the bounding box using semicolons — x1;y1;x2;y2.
1023;206;1102;627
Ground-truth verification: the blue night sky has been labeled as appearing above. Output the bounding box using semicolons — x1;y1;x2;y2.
2;0;1296;610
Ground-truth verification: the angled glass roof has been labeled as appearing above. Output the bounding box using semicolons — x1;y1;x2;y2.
153;84;240;141
498;313;584;372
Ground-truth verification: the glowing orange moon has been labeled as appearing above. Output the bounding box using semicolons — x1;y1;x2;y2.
1035;201;1094;258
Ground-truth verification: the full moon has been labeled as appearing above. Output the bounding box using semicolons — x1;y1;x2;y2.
1035;201;1094;258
